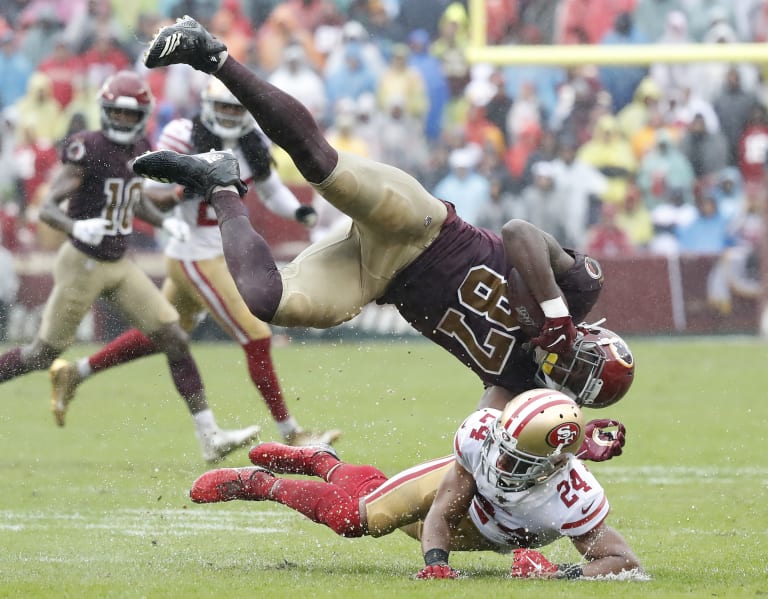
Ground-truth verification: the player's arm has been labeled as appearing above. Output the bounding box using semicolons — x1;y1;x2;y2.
476;385;515;410
38;163;85;234
511;522;641;579
569;522;642;577
501;219;577;353
416;460;476;579
135;189;190;242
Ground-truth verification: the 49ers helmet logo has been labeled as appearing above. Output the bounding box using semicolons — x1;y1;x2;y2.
547;422;581;448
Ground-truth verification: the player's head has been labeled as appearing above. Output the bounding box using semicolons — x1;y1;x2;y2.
200;77;253;140
535;322;635;408
481;389;584;491
97;70;154;145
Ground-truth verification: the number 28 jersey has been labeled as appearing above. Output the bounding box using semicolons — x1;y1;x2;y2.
454;408;610;550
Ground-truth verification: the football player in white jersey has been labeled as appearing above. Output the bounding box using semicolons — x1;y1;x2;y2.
190;389;642;579
49;77;340;448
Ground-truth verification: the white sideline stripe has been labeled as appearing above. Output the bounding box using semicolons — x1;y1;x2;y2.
0;508;295;535
594;465;768;484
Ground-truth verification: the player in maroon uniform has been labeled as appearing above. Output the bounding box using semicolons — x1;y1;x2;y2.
133;19;632;456
0;70;260;463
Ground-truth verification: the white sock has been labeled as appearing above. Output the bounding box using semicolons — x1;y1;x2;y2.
76;358;92;379
193;409;218;435
277;417;300;438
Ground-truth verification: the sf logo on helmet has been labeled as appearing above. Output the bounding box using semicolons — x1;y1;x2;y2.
547;423;580;448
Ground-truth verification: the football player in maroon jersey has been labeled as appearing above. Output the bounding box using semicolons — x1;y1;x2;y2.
133;18;633;459
189;390;643;580
0;70;259;463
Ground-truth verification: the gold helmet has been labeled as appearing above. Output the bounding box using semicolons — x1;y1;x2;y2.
481;389;584;491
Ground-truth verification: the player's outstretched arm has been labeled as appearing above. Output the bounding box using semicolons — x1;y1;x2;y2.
416;461;475;579
571;522;642;577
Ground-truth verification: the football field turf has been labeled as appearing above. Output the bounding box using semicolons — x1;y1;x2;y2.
0;337;765;598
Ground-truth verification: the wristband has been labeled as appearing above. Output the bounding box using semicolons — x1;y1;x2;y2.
423;548;450;566
556;563;584;579
540;296;569;318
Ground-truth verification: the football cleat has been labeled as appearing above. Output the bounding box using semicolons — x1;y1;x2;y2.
249;441;339;475
190;466;274;503
49;359;81;427
132;149;248;200
144;15;227;73
284;428;342;447
198;425;262;463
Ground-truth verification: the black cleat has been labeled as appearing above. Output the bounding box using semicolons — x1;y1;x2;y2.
144;15;227;73
132;150;248;199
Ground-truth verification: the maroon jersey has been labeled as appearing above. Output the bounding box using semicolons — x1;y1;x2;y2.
379;204;602;393
61;130;151;261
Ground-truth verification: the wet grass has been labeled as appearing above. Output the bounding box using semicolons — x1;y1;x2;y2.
0;337;765;597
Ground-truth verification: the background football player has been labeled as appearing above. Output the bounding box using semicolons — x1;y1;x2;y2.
50;77;339;448
190;389;643;580
0;70;260;462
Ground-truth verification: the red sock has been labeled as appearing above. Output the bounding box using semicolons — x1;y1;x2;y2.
89;329;157;372
269;478;365;537
327;464;388;497
243;338;289;422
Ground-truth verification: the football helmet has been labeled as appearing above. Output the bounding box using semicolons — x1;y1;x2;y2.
97;70;153;145
534;322;635;408
200;77;254;140
481;389;584;491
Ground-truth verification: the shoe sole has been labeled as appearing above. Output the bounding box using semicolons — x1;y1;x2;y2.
49;359;75;427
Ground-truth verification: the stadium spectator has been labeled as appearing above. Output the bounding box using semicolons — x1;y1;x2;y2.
191;391;642;579
577;114;637;207
679;113;729;181
13;71;69;145
555;0;636;45
17;5;65;68
323;20;386;80
0;29;33;111
616;182;655;249
35;34;84;110
378;96;431;180
598;12;649;113
397;0;450;41
253;3;322;74
406;28;449;143
432;146;491;226
208;0;254;63
0;71;261;463
325;41;378;119
713;68;761;166
737;102;768;186
648;11;695;98
50;76;337;448
617;77;663;142
584;202;635;257
267;44;328;126
676;188;732;253
636;129;696;209
64;0;127;55
549;135;608;248
474;174;524;232
79;31;132;94
518;160;571;247
376;43;428;123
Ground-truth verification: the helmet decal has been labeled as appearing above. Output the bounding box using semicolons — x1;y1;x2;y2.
546;422;581;448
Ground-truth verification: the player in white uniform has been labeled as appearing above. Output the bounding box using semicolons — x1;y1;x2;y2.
189;389;642;579
49;78;340;448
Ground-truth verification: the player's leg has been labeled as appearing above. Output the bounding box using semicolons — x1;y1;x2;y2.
110;260;260;462
170;255;341;445
0;244;97;412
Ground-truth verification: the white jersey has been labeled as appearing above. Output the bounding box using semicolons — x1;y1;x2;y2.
152;118;301;261
454;408;610;550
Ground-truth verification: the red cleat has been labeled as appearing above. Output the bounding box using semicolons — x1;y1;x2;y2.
249;442;339;475
190;467;273;503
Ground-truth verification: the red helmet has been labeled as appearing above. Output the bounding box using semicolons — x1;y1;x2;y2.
97;70;153;144
535;322;635;408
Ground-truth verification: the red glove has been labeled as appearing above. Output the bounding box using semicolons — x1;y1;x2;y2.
416;564;459;579
530;315;577;354
510;548;558;578
576;419;626;462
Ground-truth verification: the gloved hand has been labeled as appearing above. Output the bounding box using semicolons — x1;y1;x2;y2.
415;564;459;579
71;218;111;246
295;205;318;228
530;315;577;354
510;548;557;578
576;418;626;462
162;217;191;242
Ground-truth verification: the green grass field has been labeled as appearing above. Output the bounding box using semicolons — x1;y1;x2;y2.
0;336;765;598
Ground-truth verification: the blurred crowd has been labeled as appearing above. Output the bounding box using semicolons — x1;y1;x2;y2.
0;0;766;285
